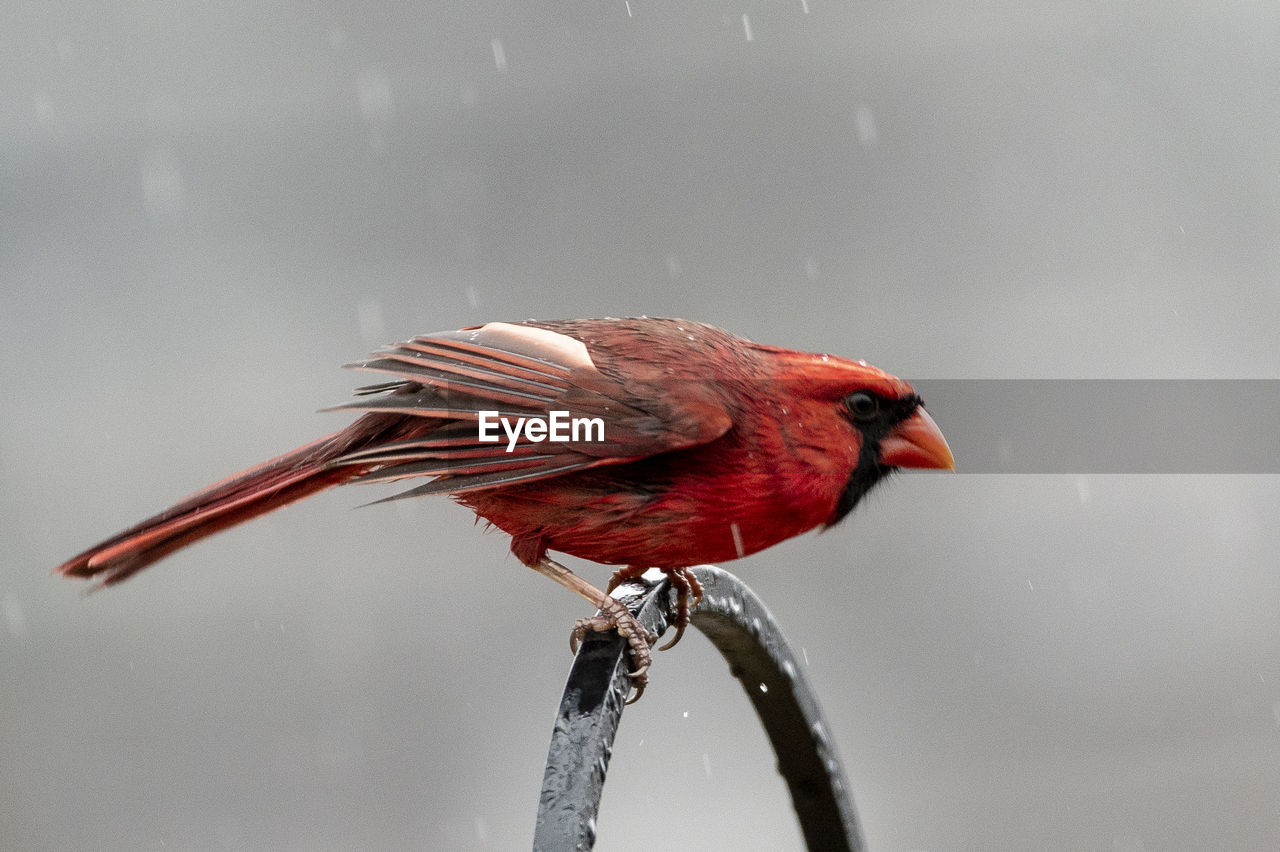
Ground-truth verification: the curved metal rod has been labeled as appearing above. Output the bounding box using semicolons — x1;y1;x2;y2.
533;565;864;852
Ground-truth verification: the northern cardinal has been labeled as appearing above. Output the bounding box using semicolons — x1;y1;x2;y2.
57;318;953;698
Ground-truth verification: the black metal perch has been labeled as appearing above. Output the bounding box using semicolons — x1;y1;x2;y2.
533;565;865;852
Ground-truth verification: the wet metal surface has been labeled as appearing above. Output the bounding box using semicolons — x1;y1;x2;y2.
534;566;863;852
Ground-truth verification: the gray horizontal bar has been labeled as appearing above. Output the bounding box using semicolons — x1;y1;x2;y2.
913;380;1280;473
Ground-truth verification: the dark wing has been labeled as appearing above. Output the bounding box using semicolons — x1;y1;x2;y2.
325;321;734;499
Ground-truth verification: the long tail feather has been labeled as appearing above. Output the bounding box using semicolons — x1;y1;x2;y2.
54;414;411;587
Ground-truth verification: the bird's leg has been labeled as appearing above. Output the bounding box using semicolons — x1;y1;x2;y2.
529;556;658;702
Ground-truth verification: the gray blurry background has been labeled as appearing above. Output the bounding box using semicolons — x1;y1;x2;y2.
5;2;1280;850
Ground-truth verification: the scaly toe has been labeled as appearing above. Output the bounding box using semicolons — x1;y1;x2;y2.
566;606;657;700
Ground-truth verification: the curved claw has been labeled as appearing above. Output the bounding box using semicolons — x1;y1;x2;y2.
654;566;703;652
624;679;647;705
657;619;686;652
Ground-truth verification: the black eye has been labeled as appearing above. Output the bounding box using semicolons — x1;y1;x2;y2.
846;391;879;422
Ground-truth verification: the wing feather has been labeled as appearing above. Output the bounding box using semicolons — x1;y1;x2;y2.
363;460;600;502
397;337;573;386
322;320;737;501
346;354;560;407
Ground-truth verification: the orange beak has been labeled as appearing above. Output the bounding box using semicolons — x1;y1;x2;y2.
879;407;955;470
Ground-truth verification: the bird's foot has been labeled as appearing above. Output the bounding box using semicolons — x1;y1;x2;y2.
606;565;705;653
570;595;659;704
657;567;704;651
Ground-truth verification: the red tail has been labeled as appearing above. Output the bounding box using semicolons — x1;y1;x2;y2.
54;416;405;587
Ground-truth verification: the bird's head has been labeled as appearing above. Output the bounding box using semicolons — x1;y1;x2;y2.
758;345;954;526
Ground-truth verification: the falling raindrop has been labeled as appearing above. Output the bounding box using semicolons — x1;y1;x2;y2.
665;255;682;280
3;594;27;640
356;67;394;152
32;92;54;125
491;38;507;70
729;522;745;559
357;67;394;124
357;298;386;346
804;256;819;280
854;105;879;147
742;14;754;42
140;145;185;221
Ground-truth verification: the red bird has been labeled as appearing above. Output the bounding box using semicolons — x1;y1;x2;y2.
57;318;953;698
